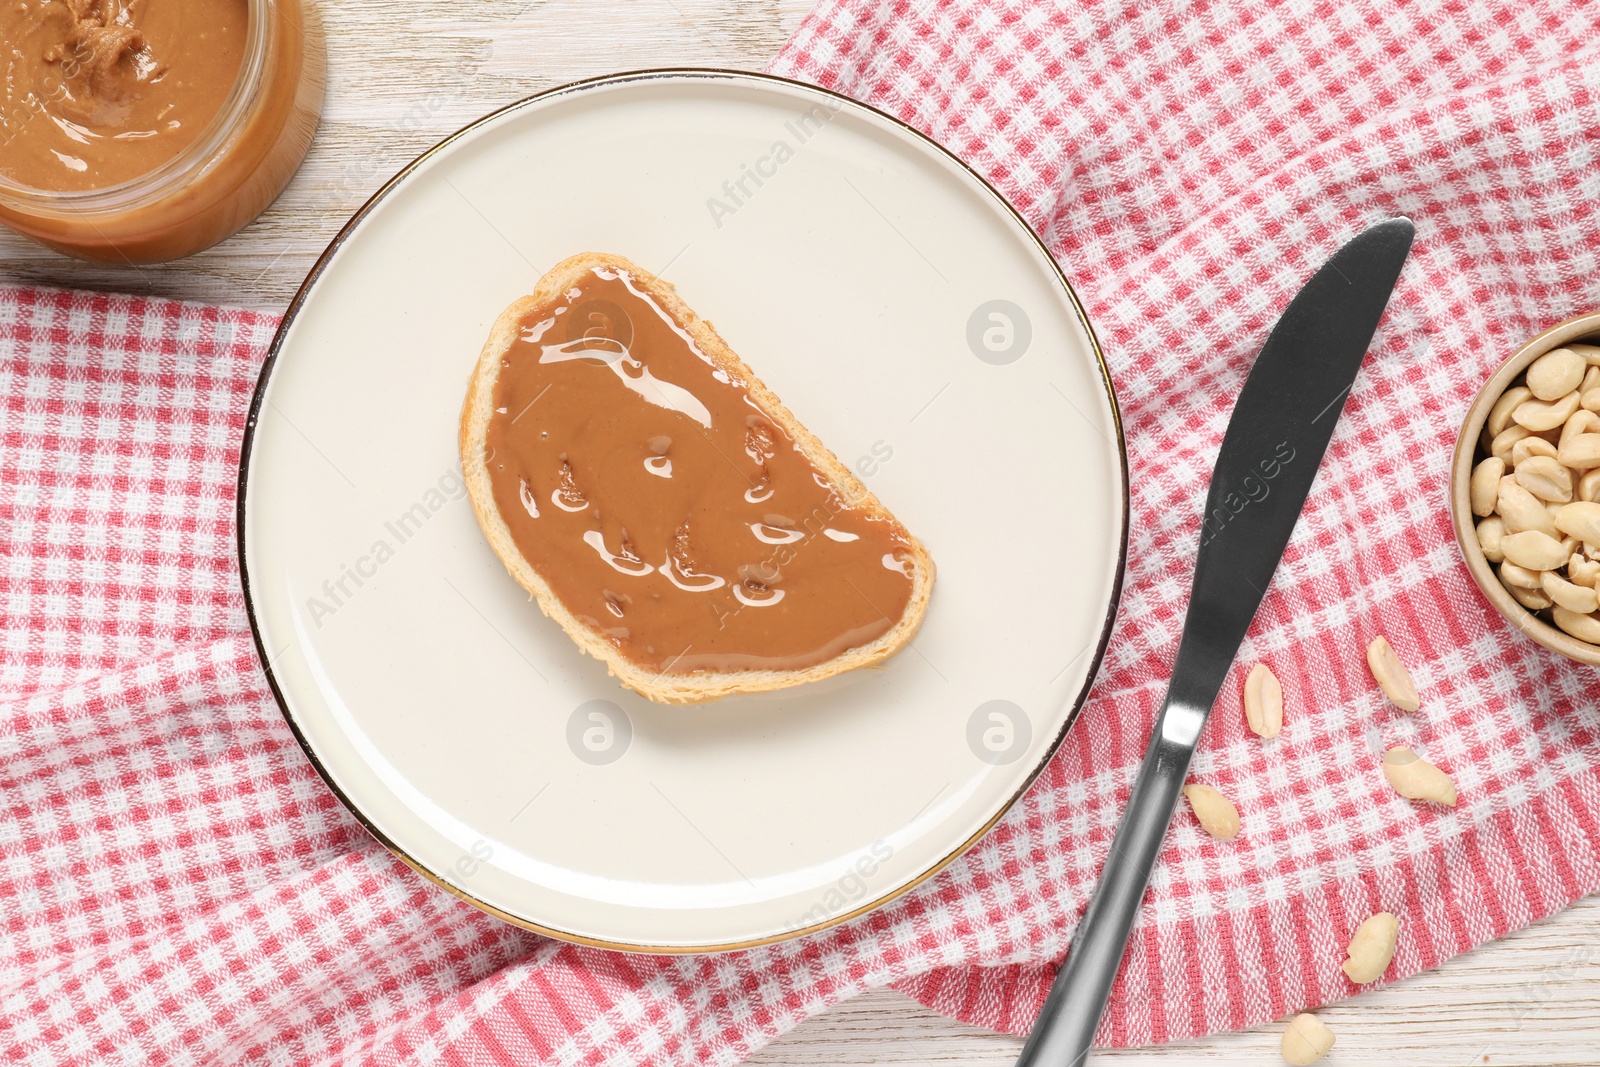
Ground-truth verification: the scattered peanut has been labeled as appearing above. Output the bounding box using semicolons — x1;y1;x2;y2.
1559;409;1600;450
1554;605;1600;643
1585;389;1600;413
1515;454;1574;501
1560;434;1600;472
1572;342;1600;365
1341;911;1400;983
1526;348;1587;400
1556;501;1600;543
1500;529;1569;570
1183;783;1241;840
1543;571;1600;614
1477;517;1506;562
1510;436;1559;467
1580;469;1600;503
1471;457;1504;516
1512;390;1582;432
1487;385;1533;436
1570;553;1600;587
1365;635;1419;711
1508;583;1555;611
1498;561;1542;589
1282;1013;1336;1066
1496;479;1559;536
1382;746;1458;806
1491;423;1532;464
1243;662;1284;739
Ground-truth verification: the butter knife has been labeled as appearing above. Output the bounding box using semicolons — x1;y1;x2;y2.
1016;217;1415;1066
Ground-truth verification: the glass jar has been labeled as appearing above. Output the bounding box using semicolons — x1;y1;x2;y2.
0;0;325;264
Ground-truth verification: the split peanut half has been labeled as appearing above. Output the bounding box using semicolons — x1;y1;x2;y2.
1341;911;1400;983
1382;746;1457;806
1282;1013;1336;1065
1183;783;1241;840
1365;636;1419;712
1243;662;1284;739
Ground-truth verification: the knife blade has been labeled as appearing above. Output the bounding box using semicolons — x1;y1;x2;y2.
1015;217;1415;1067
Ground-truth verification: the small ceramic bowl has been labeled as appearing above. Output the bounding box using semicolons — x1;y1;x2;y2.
1451;309;1600;668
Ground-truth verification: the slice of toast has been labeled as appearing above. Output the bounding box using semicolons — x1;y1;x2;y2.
459;252;934;704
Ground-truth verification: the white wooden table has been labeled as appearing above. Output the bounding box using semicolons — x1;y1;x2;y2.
3;2;1595;1063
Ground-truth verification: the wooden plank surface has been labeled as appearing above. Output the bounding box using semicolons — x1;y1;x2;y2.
751;894;1600;1065
2;2;1595;1063
0;0;818;309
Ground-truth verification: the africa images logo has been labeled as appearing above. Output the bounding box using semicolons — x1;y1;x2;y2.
704;99;844;229
305;465;469;627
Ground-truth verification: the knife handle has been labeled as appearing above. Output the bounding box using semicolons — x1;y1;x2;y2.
1014;697;1203;1067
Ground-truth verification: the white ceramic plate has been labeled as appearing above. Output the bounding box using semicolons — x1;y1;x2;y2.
240;70;1126;951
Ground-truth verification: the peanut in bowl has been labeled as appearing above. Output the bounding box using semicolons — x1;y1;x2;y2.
1451;310;1600;668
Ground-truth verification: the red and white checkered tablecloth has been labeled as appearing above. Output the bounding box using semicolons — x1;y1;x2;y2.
5;0;1600;1062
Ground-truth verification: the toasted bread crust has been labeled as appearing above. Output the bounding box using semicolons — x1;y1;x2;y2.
459;253;934;703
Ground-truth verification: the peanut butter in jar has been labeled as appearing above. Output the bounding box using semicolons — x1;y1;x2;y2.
0;0;325;263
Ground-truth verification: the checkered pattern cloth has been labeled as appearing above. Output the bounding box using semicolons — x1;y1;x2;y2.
4;0;1600;1062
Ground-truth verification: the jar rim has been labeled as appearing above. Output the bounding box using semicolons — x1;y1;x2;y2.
0;0;271;211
